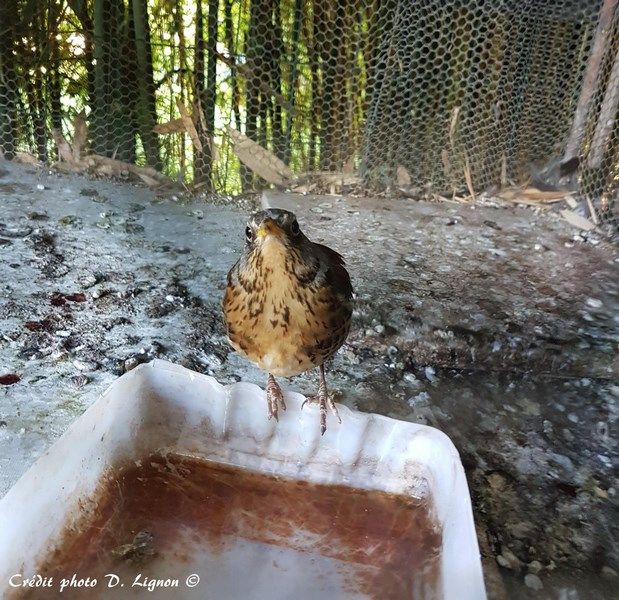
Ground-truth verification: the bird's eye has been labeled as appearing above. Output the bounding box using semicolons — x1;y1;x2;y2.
245;226;253;242
291;220;300;236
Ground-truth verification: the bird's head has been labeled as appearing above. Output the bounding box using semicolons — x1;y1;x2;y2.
244;208;307;251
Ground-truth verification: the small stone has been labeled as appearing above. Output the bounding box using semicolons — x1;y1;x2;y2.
91;288;109;299
124;357;139;372
424;366;436;382
374;324;385;334
528;560;543;574
595;420;609;442
524;574;543;590
567;413;579;423
487;472;506;491
496;555;510;568
73;359;98;372
51;350;69;362
165;294;175;303
601;566;617;579
483;220;501;230
0;374;21;386
70;374;90;388
408;391;430;407
55;330;71;338
58;215;77;226
592;486;608;499
201;353;223;369
403;372;419;386
497;547;522;570
0;225;33;238
586;297;603;309
80;274;99;288
310;207;323;213
511;521;535;539
36;183;45;190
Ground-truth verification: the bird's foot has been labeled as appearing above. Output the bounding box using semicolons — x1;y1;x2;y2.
266;374;286;421
302;388;341;436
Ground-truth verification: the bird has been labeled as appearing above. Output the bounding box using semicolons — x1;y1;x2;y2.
222;208;353;435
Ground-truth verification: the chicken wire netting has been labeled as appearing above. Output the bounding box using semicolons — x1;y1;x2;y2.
0;0;617;227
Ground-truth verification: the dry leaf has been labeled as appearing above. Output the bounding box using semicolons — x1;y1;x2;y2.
14;152;41;166
441;149;451;177
52;128;75;163
196;102;208;135
86;154;167;187
176;100;202;152
291;183;317;194
585;196;599;224
342;155;355;174
228;126;292;185
449;106;460;146
136;172;161;187
499;187;573;203
520;188;573;201
154;118;186;134
307;171;361;186
72;111;88;161
463;153;476;202
396;166;411;187
560;209;595;231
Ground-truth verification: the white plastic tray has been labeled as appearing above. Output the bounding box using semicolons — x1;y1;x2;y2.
0;360;486;599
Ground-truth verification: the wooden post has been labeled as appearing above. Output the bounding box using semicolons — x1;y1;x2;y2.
587;43;619;168
561;0;618;164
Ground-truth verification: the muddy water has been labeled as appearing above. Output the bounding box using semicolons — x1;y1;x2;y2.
18;454;442;600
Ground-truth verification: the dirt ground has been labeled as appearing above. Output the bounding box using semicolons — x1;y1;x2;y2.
0;159;617;599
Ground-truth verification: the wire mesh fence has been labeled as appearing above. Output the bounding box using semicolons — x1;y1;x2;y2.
0;0;617;226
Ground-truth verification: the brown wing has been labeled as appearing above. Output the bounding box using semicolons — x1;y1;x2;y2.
313;243;353;301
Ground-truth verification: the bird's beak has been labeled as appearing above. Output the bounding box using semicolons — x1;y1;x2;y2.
255;218;284;239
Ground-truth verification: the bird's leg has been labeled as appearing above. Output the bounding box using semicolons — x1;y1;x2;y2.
266;373;286;421
302;364;341;435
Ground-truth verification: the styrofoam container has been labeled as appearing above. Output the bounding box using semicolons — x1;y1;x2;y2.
0;360;486;599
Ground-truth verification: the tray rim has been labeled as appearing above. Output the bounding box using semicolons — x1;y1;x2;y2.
0;359;486;599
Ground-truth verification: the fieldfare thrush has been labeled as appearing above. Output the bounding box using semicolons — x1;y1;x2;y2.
223;208;353;434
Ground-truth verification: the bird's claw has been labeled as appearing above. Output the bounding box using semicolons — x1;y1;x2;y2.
266;374;286;421
302;390;341;435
